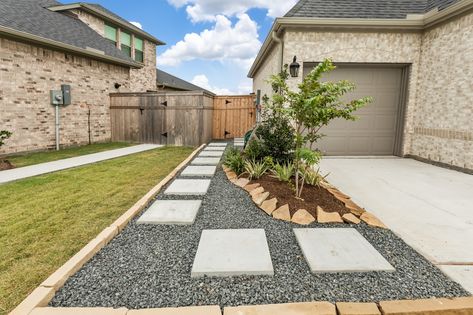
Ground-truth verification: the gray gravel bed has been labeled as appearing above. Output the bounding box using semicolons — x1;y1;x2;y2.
50;148;469;308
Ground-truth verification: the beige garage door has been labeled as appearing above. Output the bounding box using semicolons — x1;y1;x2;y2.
303;65;404;156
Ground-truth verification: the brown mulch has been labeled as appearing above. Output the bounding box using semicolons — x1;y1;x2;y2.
0;160;14;171
251;174;351;219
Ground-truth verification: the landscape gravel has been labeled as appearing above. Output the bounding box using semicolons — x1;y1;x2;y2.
51;146;469;309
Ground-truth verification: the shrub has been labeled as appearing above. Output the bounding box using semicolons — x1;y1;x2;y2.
271;163;294;182
0;130;12;148
244;159;269;180
245;139;265;161
223;147;245;175
255;103;295;163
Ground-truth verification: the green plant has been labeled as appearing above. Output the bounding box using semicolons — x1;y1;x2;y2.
271;162;294;182
223;148;245;175
303;167;328;187
266;59;372;197
245;139;265;161
0;130;12;148
244;159;269;180
255;100;295;163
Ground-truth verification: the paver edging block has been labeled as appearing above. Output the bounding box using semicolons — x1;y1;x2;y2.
8;287;55;315
379;297;473;314
127;305;222;314
224;302;336;315
29;307;128;315
9;144;206;315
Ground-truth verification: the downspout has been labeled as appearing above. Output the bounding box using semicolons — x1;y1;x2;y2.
272;30;284;72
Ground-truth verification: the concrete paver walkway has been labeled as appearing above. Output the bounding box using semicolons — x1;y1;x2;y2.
0;144;162;184
320;157;473;292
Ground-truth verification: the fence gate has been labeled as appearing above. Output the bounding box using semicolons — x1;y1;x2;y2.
212;95;256;139
110;92;213;146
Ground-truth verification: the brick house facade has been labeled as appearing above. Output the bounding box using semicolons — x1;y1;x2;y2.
0;0;163;154
249;0;473;171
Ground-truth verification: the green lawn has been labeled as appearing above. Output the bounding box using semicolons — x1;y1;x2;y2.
0;146;194;314
5;142;133;168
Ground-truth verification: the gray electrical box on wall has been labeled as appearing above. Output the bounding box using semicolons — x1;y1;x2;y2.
50;90;63;105
61;84;71;105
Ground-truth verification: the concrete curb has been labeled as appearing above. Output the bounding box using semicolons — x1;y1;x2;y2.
9;144;205;315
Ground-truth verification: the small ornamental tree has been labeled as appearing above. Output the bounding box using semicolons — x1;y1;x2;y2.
267;59;372;198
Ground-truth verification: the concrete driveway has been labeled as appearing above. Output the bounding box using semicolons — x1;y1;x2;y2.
320;157;473;293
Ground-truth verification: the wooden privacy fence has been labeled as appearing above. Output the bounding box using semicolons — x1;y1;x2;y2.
110;92;256;146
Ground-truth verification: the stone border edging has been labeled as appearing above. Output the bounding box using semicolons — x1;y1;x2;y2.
9;144;206;315
222;298;473;314
222;165;387;228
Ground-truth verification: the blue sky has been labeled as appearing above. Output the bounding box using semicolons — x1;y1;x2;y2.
63;0;297;94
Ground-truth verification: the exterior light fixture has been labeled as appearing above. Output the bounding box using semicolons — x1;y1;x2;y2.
114;83;122;89
289;56;300;77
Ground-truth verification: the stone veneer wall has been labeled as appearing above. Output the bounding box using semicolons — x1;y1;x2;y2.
410;13;473;170
252;41;281;98
0;37;130;154
252;12;473;170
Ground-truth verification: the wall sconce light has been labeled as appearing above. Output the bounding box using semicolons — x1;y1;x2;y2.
114;83;122;89
289;56;300;78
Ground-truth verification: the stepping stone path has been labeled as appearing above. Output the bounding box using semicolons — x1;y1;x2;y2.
207;142;228;147
137;200;202;225
164;179;211;195
234;137;244;147
191;229;274;277
191;157;221;165
293;228;395;273
180;165;216;177
198;151;224;157
202;147;226;151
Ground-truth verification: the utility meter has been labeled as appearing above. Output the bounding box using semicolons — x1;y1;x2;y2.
61;84;71;105
50;90;64;105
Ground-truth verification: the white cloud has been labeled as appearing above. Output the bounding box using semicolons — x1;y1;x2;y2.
129;21;143;29
157;14;260;69
167;0;297;22
192;74;234;95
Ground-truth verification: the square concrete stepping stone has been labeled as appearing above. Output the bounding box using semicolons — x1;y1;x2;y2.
207;143;228;146
293;228;395;273
191;229;274;277
164;179;211;195
203;147;226;151
180;166;216;177
198;151;224;157
191;157;221;165
137;200;202;225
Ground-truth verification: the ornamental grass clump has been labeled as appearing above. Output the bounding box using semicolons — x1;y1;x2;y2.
223;147;245;175
270;163;295;183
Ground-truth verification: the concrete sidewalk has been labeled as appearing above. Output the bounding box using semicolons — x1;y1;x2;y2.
0;144;162;184
320;157;473;293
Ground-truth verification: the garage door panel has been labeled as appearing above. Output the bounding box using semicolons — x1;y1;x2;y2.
305;64;403;156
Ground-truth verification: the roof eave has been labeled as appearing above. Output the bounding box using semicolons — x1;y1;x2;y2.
248;0;473;78
0;25;142;68
48;3;166;46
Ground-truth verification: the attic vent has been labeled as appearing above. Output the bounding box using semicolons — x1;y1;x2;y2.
85;47;105;55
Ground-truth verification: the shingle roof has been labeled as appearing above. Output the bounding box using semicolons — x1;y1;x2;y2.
0;0;138;65
285;0;461;19
157;69;212;93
